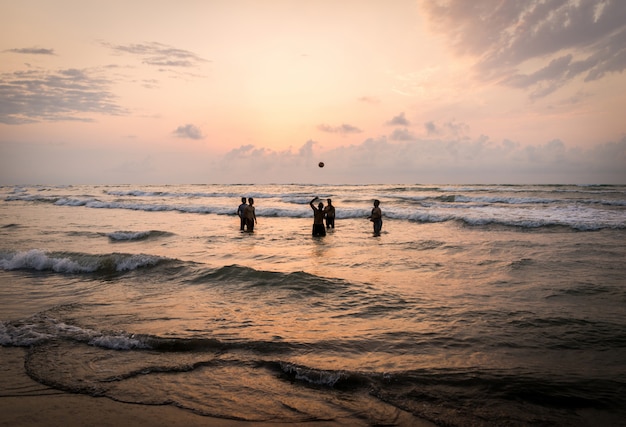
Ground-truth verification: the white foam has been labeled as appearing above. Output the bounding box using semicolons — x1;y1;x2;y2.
5;185;625;230
89;334;150;350
114;254;163;271
0;250;167;273
281;362;345;387
108;231;152;241
0;249;95;273
0;323;55;346
0;315;151;349
55;197;91;206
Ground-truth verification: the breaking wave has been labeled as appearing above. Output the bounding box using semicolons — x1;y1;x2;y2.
0;249;169;274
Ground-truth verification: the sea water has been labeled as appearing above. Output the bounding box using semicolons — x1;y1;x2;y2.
1;184;625;426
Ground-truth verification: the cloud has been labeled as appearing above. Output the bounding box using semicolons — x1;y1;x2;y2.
141;79;160;89
4;133;623;185
389;128;416;141
173;124;204;139
419;0;626;98
220;144;298;178
504;54;575;98
5;47;55;55
298;139;317;157
103;41;208;68
207;132;626;184
424;119;470;138
386;112;410;126
0;68;126;124
332;135;626;183
317;123;362;135
218;140;337;182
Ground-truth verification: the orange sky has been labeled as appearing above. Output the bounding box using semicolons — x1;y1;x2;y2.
1;0;625;184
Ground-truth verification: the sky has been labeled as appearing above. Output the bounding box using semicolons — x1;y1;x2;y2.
1;0;625;185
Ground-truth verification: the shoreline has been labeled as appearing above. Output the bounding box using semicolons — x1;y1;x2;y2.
0;347;239;427
1;347;434;427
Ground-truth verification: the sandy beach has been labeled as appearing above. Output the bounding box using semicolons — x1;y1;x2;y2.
0;348;433;427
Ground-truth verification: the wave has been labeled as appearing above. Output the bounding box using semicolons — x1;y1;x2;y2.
388;193;626;207
0;312;150;349
453;195;626;207
103;189;289;200
107;230;174;241
6;195;624;230
0;249;169;274
0;253;367;310
7;313;625;427
105;189;243;199
392;207;626;231
274;361;372;389
4;188;625;231
55;198;239;215
437;184;626;195
189;264;352;296
2;310;294;354
7;186;626;208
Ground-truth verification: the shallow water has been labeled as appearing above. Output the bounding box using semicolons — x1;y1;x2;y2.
1;184;626;426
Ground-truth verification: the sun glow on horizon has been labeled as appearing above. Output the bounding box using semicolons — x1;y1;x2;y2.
1;0;625;184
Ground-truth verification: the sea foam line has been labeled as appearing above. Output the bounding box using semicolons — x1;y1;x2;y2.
4;194;625;230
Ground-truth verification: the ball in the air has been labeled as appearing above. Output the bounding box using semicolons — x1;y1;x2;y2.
318;162;325;168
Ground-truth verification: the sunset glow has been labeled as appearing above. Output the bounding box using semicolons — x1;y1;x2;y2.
1;0;625;184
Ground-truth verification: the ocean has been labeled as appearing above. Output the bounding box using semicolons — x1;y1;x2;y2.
1;184;625;426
